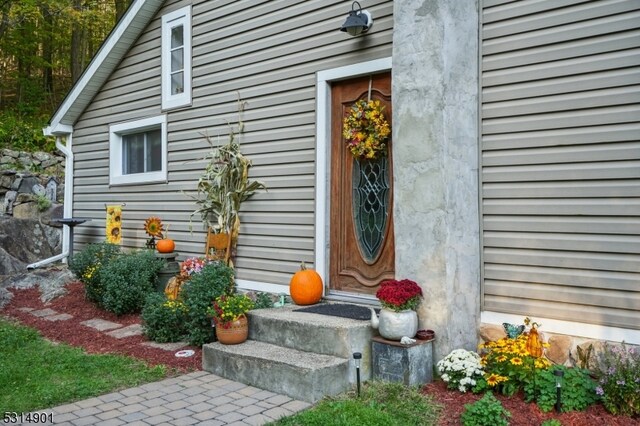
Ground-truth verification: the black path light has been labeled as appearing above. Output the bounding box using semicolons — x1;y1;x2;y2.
554;368;564;412
353;352;362;397
340;1;373;36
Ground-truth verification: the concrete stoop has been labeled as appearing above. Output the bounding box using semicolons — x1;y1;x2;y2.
202;304;376;403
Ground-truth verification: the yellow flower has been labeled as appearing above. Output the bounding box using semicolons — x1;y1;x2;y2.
510;357;523;366
496;355;507;363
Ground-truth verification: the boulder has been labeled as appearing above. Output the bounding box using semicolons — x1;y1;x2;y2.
575;340;608;372
13;202;41;220
546;334;572;365
479;323;507;342
0;217;61;274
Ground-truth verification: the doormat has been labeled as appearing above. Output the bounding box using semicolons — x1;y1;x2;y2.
294;303;378;321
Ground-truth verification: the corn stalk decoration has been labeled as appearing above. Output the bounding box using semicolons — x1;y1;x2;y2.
188;99;266;264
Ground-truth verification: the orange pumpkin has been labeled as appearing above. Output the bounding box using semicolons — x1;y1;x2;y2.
289;262;323;305
156;239;175;253
526;325;543;358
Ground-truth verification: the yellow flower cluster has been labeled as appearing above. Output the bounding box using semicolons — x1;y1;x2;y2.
209;294;255;327
479;333;551;391
342;99;391;160
82;264;99;281
162;300;187;313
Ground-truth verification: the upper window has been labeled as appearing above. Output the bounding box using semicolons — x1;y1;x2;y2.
162;6;192;110
109;116;167;185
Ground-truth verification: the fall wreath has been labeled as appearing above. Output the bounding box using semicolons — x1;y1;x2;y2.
342;99;391;160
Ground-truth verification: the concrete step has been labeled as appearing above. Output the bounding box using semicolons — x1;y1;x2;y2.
202;340;350;403
247;304;374;359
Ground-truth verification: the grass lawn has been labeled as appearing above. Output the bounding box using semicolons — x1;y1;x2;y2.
0;318;167;413
270;381;443;426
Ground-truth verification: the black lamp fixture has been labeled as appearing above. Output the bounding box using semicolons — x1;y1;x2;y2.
340;1;373;36
554;368;564;412
353;352;362;397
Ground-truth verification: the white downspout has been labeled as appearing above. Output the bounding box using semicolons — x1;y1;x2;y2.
27;132;74;269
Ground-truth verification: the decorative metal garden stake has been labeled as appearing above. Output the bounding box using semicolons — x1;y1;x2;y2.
554;369;564;412
353;352;362;397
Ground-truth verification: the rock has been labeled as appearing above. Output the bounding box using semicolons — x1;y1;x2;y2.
479;323;506;342
15;193;34;204
41;158;58;169
0;156;15;166
0;265;73;304
546;334;572;365
3;190;17;214
40;204;64;227
1;149;19;159
0;217;61;273
575;340;607;372
0;246;26;276
33;152;52;162
12;175;39;193
0;174;13;189
13;203;42;220
0;287;12;309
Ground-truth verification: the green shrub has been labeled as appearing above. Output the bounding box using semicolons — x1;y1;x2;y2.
253;291;275;309
181;261;235;346
0;111;55;153
595;342;640;417
34;194;51;212
99;250;165;316
69;242;121;305
461;392;510;426
141;293;188;343
541;420;562;426
524;365;597;413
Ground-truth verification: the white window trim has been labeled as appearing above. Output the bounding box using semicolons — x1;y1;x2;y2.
161;5;192;110
109;115;167;185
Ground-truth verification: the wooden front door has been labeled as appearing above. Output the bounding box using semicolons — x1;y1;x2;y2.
329;72;394;296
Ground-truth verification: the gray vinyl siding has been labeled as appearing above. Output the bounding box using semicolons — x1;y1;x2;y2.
71;0;393;286
480;0;640;329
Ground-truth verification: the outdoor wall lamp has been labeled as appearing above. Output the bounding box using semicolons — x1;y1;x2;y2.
353;352;362;397
340;1;373;36
554;368;564;412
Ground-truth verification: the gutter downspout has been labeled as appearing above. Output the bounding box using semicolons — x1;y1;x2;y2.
27;132;74;269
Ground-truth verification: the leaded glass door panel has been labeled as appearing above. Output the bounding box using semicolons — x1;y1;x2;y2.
329;73;394;296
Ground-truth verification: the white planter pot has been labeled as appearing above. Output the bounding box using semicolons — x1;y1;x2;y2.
378;308;418;341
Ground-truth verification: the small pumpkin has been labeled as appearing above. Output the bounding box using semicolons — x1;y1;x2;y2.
526;325;543;358
289;262;323;305
156;238;175;253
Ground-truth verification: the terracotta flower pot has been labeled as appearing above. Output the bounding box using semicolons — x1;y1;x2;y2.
215;315;248;345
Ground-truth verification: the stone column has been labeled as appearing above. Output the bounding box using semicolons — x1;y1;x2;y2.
392;0;480;360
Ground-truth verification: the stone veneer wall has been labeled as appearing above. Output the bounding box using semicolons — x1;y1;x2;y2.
392;0;480;361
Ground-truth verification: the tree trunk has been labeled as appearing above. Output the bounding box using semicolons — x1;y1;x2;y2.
115;0;129;22
71;0;83;83
41;4;53;94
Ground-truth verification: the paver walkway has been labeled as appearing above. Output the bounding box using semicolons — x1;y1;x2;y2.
35;371;311;425
18;308;313;425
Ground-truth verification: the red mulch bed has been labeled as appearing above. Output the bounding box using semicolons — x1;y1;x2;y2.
2;282;639;425
423;374;639;426
1;281;201;373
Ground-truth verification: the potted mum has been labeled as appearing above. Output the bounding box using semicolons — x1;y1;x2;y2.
207;293;255;345
371;279;423;340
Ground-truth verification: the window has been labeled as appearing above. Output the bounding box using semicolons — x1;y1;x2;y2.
109;116;167;185
162;6;191;109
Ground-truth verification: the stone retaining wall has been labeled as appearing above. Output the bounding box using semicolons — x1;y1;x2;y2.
1;149;65;219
